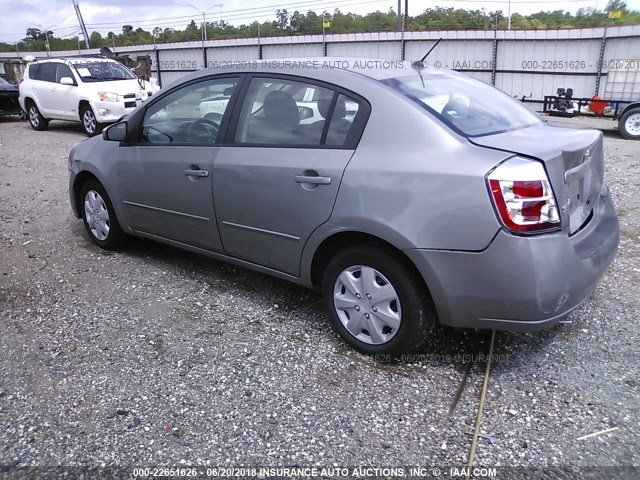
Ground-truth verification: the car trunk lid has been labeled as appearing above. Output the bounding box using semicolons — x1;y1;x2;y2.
470;123;604;235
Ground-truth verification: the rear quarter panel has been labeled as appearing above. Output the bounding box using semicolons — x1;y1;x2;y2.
300;78;512;283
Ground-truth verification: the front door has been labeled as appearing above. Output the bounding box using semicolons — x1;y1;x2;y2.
50;63;78;120
213;76;367;275
117;75;241;252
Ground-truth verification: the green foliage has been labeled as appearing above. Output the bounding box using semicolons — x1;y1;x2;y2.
0;2;638;53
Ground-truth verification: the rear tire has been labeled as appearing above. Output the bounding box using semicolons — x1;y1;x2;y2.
79;179;125;250
80;105;104;137
619;107;640;140
27;101;49;131
322;245;436;356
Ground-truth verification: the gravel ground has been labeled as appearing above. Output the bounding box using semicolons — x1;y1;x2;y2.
0;116;638;475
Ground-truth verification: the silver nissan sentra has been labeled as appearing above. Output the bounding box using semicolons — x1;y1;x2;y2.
68;58;619;355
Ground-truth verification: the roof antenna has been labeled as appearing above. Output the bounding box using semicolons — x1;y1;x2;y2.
412;38;442;68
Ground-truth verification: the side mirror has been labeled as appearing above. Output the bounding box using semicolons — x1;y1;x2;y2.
103;122;127;142
60;76;74;86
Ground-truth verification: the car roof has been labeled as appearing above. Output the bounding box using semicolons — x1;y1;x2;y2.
174;57;456;88
241;57;452;79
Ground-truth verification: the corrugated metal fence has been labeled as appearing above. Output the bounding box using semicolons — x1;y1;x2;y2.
2;25;639;104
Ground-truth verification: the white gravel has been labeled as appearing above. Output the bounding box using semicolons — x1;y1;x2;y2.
0;116;638;473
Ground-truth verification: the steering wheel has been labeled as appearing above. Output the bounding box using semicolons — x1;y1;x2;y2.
186;118;219;144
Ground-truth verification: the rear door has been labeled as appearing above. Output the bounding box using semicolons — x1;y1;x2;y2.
212;75;369;276
34;62;57;116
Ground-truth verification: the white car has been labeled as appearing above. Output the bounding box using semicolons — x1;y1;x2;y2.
19;57;159;136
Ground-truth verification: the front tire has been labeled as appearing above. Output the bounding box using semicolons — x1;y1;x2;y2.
619;107;640;140
79;179;125;250
80;105;104;137
322;246;437;355
27;102;49;131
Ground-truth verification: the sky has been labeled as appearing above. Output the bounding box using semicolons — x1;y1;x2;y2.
0;0;639;43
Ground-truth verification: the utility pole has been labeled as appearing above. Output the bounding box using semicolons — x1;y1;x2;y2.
508;0;512;30
72;0;91;49
404;0;409;32
397;0;402;31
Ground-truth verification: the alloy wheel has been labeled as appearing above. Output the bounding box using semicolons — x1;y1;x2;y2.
83;109;96;134
29;106;39;127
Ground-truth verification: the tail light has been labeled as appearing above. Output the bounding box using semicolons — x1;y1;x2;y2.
487;157;560;233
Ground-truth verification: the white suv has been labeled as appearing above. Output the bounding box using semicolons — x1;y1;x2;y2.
19;58;159;136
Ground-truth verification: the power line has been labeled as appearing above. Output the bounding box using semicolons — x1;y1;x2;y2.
81;0;360;27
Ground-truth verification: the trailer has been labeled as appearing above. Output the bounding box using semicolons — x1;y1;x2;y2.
542;93;640;139
542;59;640;140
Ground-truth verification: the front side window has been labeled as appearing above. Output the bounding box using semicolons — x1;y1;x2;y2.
56;64;74;84
381;73;542;137
141;77;238;145
73;61;136;82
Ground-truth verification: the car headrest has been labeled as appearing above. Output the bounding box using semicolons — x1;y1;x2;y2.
263;90;299;128
317;94;347;120
442;98;468;120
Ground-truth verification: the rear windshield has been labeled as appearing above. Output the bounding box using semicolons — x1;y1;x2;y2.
73;61;136;82
381;73;541;136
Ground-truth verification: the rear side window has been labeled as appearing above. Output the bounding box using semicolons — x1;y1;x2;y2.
28;64;40;79
324;94;361;146
234;78;334;146
36;63;57;83
233;77;366;148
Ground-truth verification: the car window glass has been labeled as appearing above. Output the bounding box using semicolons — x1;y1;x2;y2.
324;94;361;146
56;64;74;83
141;77;238;145
73;61;136;82
235;78;334;146
382;74;541;136
37;63;57;83
28;64;40;79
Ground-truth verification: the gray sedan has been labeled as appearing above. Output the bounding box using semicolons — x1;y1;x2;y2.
68;59;619;355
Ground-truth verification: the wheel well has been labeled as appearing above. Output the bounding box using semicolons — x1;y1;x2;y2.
72;171;99;217
310;232;428;292
619;103;640;118
24;97;35;108
78;100;90;121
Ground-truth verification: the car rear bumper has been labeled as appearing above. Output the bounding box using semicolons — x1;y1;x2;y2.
405;185;619;331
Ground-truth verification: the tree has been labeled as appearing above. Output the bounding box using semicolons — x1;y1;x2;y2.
605;0;627;13
90;31;102;46
25;28;44;41
122;25;133;36
276;9;289;30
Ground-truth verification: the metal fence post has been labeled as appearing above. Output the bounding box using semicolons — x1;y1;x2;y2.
491;14;498;86
595;22;608;96
400;16;405;61
155;47;162;88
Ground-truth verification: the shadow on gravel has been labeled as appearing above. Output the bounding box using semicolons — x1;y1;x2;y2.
93;234;558;376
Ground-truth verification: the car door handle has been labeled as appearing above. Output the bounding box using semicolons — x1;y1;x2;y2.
294;175;331;185
184;169;209;177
